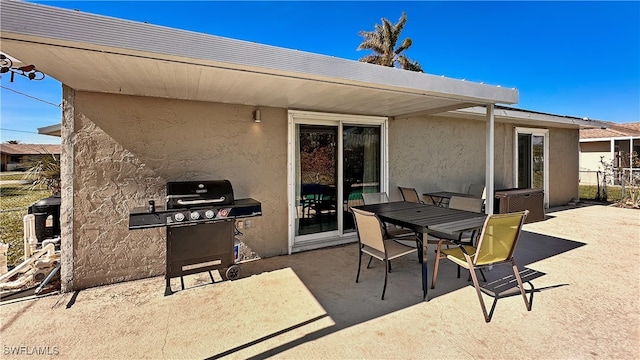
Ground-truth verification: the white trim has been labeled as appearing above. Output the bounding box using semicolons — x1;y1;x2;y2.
382;120;390;194
580;136;640;142
610;139;615;168
451;106;608;128
630;136;634;173
514;127;550;207
288;110;387;124
37;124;62;137
485;104;495;215
287;110;388;254
287;113;296;255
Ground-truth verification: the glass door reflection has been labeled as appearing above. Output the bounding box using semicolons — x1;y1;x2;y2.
297;125;338;236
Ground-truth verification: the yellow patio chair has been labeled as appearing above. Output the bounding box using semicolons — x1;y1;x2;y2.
398;186;424;203
430;196;486;284
431;210;531;322
352;208;418;300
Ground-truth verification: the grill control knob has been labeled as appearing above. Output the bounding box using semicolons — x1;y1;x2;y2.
174;213;185;222
205;210;215;219
190;211;200;220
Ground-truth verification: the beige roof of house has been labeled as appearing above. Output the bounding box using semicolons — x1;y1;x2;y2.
0;143;61;155
580;122;640;139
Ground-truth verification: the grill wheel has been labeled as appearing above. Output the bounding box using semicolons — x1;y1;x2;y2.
225;265;241;280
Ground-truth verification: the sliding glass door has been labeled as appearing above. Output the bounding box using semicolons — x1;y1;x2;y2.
288;111;387;252
343;125;382;233
514;127;549;206
296;124;339;235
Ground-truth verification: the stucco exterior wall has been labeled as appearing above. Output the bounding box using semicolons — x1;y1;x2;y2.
65;90;288;290
580;141;609;170
63;91;581;290
388;115;514;202
389;116;579;207
548;128;580;206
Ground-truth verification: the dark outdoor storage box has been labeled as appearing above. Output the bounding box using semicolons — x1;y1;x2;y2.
494;188;545;223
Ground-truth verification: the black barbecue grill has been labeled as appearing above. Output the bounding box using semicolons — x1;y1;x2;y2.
128;180;261;295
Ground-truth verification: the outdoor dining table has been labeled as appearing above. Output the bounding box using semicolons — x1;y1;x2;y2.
354;201;487;301
423;191;477;207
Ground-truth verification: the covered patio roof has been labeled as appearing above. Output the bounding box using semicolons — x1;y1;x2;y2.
1;0;535;215
37;123;62;137
0;0;517;118
441;105;609;129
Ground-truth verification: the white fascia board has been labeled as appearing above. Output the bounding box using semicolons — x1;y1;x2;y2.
37;123;62;137
580;136;640;142
452;106;609;128
0;0;517;105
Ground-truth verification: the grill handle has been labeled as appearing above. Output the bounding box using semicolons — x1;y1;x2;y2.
176;197;226;206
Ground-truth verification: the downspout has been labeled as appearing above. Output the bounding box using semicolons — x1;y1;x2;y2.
485;104;495;215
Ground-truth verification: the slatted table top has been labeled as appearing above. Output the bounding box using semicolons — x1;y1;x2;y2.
354;201;486;234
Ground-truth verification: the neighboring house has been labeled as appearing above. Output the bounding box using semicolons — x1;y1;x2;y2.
0;1;607;292
0;143;61;171
579;122;640;185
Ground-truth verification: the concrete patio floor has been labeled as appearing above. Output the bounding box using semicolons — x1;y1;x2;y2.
1;204;638;359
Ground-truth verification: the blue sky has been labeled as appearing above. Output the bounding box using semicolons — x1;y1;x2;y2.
1;1;639;144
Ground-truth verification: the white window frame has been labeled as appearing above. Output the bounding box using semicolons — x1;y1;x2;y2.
514;127;550;207
287;110;389;254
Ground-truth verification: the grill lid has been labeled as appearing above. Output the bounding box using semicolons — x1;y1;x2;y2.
166;180;234;208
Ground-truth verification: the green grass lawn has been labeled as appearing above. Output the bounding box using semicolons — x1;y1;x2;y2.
0;171;34;181
0;183;52;266
579;184;622;202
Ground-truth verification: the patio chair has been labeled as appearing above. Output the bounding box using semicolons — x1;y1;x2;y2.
398;186;424;203
430;196;486;285
352;208;418;300
361;192;390;205
431;210;531;322
361;192;414;240
467;183;487;212
467;183;487;199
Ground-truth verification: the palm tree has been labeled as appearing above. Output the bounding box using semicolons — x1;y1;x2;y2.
24;152;61;195
357;12;423;72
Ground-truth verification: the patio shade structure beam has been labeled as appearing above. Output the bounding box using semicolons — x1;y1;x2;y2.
486;104;495;215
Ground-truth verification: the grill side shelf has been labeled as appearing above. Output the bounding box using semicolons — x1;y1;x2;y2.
128;198;262;230
129;212;167;229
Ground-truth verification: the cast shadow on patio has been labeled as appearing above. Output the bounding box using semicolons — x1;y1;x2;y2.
202;230;584;359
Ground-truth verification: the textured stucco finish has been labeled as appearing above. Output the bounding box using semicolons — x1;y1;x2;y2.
389;116;579;207
548;127;580;206
60;86;75;292
63;92;581;290
66;91;288;290
388;115;514;201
